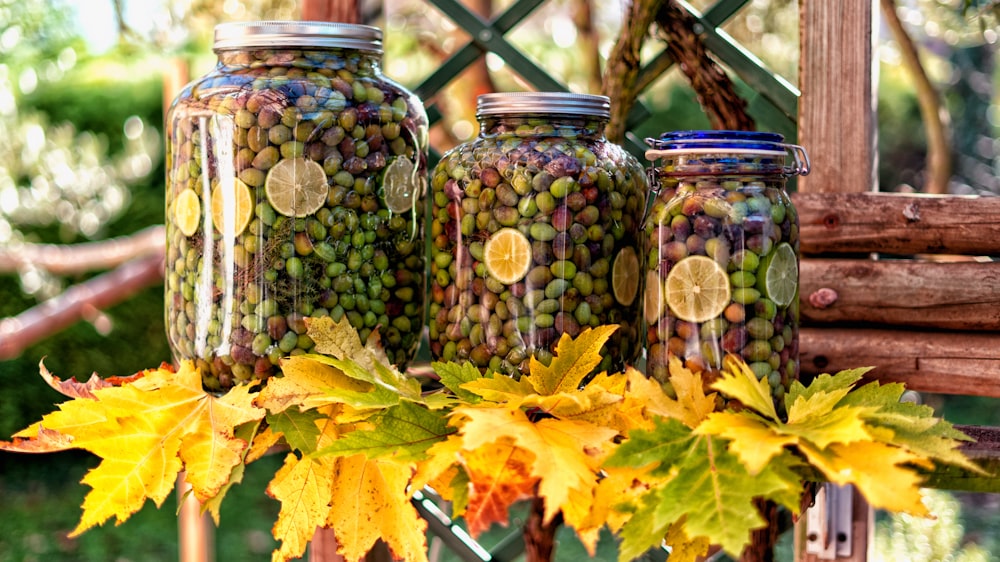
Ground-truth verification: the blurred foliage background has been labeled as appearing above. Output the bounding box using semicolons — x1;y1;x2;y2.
1;0;1000;560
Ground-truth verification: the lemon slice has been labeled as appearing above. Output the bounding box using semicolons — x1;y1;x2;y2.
383;155;417;213
756;242;798;307
211;178;254;236
643;270;664;323
665;255;731;323
173;188;201;237
264;157;328;218
612;246;640;306
484;227;532;284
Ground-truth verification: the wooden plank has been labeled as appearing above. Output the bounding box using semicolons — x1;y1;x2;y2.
800;327;1000;397
793;192;1000;256
800;258;1000;330
797;0;876;196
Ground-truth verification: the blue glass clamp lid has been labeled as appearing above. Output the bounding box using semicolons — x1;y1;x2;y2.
645;130;810;176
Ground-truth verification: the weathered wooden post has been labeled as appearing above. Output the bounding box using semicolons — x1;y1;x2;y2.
796;1;876;561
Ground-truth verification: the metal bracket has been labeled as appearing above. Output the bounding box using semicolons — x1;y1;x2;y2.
805;483;853;559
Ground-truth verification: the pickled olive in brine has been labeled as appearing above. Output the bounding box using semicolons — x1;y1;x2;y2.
643;131;809;407
165;22;428;391
428;93;647;377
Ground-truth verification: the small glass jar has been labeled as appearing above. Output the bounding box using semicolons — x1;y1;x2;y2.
164;22;428;391
643;131;809;401
428;92;647;376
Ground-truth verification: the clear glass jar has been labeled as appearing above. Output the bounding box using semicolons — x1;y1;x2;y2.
164;22;428;391
428;92;647;376
643;131;809;402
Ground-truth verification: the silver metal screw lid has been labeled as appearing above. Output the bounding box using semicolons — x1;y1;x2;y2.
213;21;382;52
477;92;611;119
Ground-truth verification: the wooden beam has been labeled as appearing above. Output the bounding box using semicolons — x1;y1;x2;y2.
797;0;877;195
800;327;1000;397
800;258;1000;330
793;192;1000;256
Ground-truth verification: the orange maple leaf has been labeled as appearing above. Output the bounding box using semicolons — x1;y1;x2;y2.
460;438;539;537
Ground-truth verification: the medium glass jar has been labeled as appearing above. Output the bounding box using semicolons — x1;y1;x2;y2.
428;92;647;376
643;131;809;401
164;22;428;391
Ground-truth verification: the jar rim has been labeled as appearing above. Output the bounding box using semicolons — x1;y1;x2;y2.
477;92;610;119
213;21;382;52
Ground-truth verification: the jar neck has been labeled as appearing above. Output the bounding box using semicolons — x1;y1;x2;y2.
217;47;382;76
479;115;606;140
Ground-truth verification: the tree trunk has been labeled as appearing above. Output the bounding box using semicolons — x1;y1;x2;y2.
523;496;561;562
879;0;952;194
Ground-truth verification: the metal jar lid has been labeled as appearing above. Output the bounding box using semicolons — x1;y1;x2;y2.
477;92;611;119
645;130;811;176
213;21;383;52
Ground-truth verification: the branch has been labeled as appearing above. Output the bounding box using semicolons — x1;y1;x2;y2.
0;253;165;361
602;0;665;143
880;0;952;194
655;1;755;131
0;225;165;275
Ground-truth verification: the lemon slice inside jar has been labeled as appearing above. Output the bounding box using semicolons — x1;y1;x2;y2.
665;255;731;323
173;188;201;237
484;228;532;284
211;178;254;236
643;270;665;323
383;155;417;213
264;157;328;218
612;247;640;306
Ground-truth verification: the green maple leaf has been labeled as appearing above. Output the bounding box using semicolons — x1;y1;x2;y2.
312;401;454;461
267;409;325;453
606;417;698;476
837;381;980;472
784;368;871;408
433;361;483;403
526;325;618;395
613;418;802;557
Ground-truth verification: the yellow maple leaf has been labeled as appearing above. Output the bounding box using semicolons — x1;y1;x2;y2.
526;325;619;395
662;516;712;562
712;354;779;419
8;361;265;535
326;454;428;562
306;315;387;371
269;452;336;561
518;384;624;426
696;412;798;475
256;355;371;414
459;438;539;537
562;463;656;555
646;356;718;428
453;405;616;524
410;435;465;497
800;440;930;516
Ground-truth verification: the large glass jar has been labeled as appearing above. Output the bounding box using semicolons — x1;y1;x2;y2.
165;22;428;391
428;93;647;376
643;131;809;401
